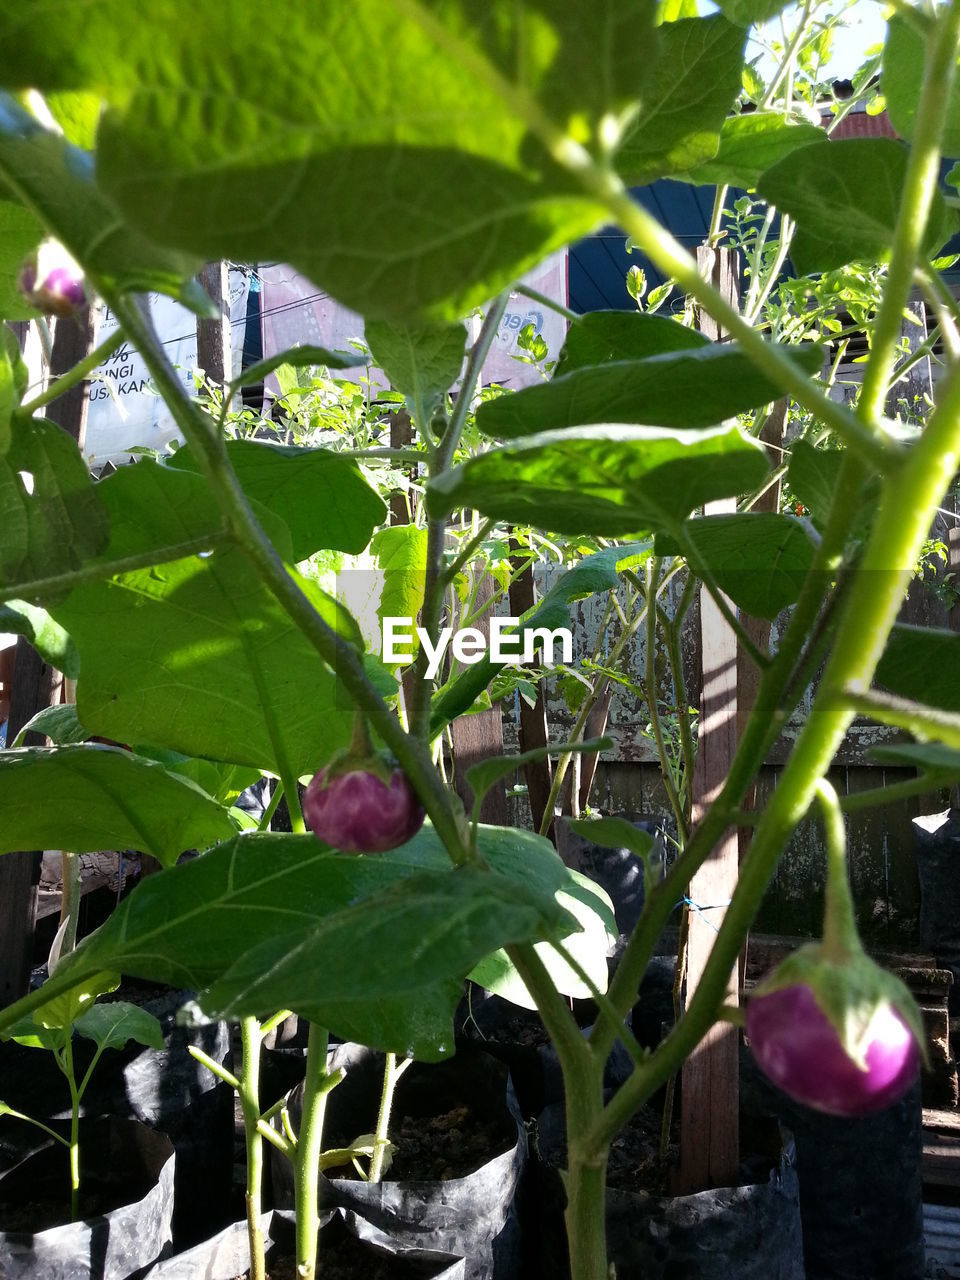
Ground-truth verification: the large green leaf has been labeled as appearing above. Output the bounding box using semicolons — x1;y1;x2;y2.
0;199;43;322
0;2;663;320
1;824;615;1057
51;546;359;776
617;15;746;184
757;138;959;275
476;344;823;438
0;745;235;866
74;1001;164;1052
0;95;203;308
555;312;708;375
875;625;960;714
868;741;960;774
170;441;387;560
0;415;109;594
365;321;467;426
655;512;816;619
428;424;770;536
884;15;960;158
685;111;824;190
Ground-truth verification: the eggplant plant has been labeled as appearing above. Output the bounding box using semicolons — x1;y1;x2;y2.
1;2;960;1278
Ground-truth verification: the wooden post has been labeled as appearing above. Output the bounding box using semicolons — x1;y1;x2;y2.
508;547;553;835
678;246;741;1192
450;571;508;824
0;307;96;1004
197;261;231;395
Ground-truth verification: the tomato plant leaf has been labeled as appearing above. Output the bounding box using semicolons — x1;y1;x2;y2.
427;424;770;536
0;745;236;866
757;138;959;275
476;343;823;438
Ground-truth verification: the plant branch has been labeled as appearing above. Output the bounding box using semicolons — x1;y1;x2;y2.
18;327;124;416
515;283;581;325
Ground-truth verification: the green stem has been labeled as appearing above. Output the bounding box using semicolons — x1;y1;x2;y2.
838;771;957;813
815;778;861;959
759;0;815;108
661;596;695;823
707;184;729;245
58;851;81;956
368;1053;410;1183
643;560;687;838
515;283;581;325
101;289;470;869
257;781;284;832
409;294;509;743
294;1024;331;1280
18;328;124;416
239;1018;267;1280
840;687;960;748
61;1032;81;1222
441;518;494;587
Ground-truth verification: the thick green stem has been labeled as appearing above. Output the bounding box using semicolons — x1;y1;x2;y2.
61;1033;81;1221
294;1024;331;1280
238;1018;267;1280
563;1069;609;1280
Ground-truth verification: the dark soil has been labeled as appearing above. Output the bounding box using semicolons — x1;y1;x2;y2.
540;1100;678;1197
240;1228;435;1280
0;1168;134;1235
330;1101;516;1183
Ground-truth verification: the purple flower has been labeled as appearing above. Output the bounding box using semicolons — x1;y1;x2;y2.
19;240;86;317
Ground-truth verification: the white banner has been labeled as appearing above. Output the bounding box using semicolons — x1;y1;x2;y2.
85;269;251;469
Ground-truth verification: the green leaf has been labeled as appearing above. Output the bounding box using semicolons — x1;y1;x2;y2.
133;748;262;808
715;0;792;27
555;311;708;375
884;15;960;158
868;741;960;773
170;441;387;559
369;525;430;649
570;815;655;861
0;201;42;322
74;1001;164;1052
685;111;825;189
427;424;770;536
617;15;746;184
51;547;359;776
0;415;109;595
46;91;102;150
757;139;959;275
0;95;202;307
11;702;87;746
0;745;236;865
33;972;120;1033
0;2;664;320
469;867;615;1007
3;824;616;1056
0;600;78;676
200;866;565;1020
654;512;817;619
365;321;467;426
476;344;823;438
466;736;612;813
875;625;960;714
786;439;840;524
